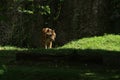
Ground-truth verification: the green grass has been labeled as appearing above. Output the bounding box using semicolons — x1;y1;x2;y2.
1;65;120;80
0;34;120;52
0;46;28;51
0;34;120;80
60;34;120;51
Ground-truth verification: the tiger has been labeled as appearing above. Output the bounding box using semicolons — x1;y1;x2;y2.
41;27;56;49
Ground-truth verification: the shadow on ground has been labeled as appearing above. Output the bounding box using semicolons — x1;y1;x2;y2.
13;49;120;66
0;49;120;66
1;49;120;80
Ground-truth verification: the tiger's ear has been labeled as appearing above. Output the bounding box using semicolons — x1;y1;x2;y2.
42;28;45;32
42;28;47;33
52;30;56;37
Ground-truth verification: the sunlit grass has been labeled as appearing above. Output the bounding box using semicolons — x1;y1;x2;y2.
1;34;120;52
0;34;120;80
60;34;120;51
0;46;28;51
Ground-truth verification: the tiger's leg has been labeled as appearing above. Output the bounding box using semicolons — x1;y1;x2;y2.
47;41;52;49
49;41;52;48
45;41;48;49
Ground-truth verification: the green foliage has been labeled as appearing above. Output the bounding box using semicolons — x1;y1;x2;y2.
18;9;34;14
40;5;51;15
17;5;51;15
16;0;51;15
0;65;7;76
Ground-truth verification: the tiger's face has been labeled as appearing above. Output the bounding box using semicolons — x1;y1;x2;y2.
42;28;56;41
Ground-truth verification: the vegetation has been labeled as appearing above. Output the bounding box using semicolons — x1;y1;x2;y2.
0;0;120;47
0;34;120;80
60;34;120;51
0;46;27;51
0;0;120;79
0;65;120;80
0;34;120;51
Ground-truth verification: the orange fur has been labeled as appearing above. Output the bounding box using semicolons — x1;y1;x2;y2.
41;28;56;49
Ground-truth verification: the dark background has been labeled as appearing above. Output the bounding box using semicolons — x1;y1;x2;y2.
0;0;120;48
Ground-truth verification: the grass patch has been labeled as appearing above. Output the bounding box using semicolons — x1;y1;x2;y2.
1;65;120;80
0;35;120;64
59;34;120;51
0;34;120;80
0;34;120;52
0;46;28;51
